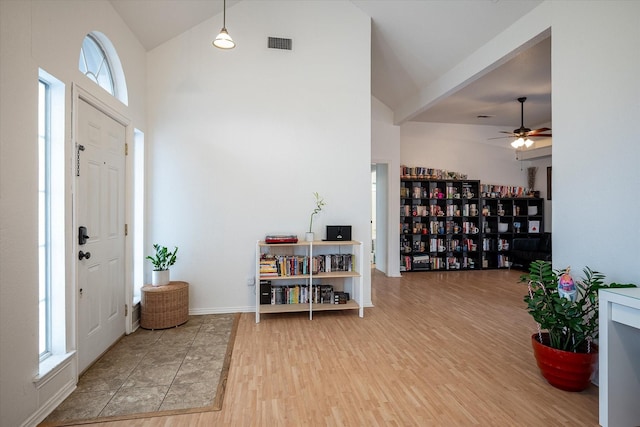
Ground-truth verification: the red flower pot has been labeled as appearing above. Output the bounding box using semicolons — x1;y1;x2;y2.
531;333;598;392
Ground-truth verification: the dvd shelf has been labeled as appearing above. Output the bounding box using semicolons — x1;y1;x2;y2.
400;179;482;272
255;240;363;322
479;197;544;269
400;178;544;272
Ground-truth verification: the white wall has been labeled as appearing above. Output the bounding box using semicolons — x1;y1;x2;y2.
551;0;640;283
0;1;146;425
145;1;372;313
402;121;553;233
401;122;530;187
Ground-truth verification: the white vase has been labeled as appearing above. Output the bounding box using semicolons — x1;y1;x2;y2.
152;269;170;286
305;232;314;242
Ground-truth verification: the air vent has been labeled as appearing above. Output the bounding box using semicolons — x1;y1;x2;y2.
268;37;292;50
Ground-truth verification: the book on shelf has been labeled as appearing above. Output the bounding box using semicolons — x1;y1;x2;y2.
260;254;312;276
312;254;354;274
401;255;411;271
320;285;334;304
267;284;336;305
480;184;528;198
333;292;349;304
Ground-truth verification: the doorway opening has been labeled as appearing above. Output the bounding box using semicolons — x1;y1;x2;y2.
371;163;388;274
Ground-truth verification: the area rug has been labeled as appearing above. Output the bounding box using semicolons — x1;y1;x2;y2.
40;313;240;426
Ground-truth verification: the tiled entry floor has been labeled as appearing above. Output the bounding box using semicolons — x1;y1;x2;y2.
43;313;235;423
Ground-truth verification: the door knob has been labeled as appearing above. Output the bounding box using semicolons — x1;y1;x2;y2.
79;250;91;260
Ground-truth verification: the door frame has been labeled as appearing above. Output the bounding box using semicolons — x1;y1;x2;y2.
70;84;135;367
371;159;401;277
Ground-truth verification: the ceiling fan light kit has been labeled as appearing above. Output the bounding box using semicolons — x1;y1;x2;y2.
511;137;534;149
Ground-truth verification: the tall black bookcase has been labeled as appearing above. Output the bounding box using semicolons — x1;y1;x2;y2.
400;179;545;272
400;179;482;272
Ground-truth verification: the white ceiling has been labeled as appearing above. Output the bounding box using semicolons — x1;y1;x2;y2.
109;0;550;131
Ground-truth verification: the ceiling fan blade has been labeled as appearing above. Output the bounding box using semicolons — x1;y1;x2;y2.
528;127;551;135
498;131;515;135
488;136;513;140
528;134;552;137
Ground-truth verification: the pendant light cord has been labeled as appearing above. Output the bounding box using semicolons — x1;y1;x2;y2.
222;0;227;29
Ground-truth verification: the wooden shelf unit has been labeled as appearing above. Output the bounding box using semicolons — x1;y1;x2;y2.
255;240;364;322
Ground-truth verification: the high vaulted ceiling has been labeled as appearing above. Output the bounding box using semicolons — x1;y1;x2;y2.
109;0;550;132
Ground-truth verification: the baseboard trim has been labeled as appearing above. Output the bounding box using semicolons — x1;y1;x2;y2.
189;306;255;315
22;381;76;427
190;304;374;314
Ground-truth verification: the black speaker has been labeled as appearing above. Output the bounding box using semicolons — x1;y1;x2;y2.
326;225;352;241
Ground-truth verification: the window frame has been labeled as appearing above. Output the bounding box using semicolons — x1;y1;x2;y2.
38;79;53;361
36;69;69;380
79;33;116;96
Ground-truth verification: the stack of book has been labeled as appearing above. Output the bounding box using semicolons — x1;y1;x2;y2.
259;283;336;305
333;292;349;304
259;258;279;276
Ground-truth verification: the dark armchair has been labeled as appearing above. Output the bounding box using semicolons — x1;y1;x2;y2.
511;232;552;270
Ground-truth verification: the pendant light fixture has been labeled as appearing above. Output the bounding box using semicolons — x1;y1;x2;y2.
213;0;235;49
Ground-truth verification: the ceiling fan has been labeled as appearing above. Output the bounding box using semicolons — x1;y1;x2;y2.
494;97;552;148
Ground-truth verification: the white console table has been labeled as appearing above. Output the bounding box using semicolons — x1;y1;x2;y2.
599;288;640;427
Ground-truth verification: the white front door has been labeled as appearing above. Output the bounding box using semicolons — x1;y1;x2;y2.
76;98;126;373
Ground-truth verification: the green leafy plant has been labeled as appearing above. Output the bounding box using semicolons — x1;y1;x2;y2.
522;260;635;352
146;244;178;271
308;192;326;233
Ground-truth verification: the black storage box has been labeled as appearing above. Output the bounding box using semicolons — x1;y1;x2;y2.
260;280;272;305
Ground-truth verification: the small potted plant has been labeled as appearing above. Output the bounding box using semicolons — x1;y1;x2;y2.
522;260;635;391
306;192;326;241
146;244;178;286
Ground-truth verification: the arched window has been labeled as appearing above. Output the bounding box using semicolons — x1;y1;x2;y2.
79;34;115;95
78;32;128;105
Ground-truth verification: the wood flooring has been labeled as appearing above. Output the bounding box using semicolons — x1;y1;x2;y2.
80;269;599;426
